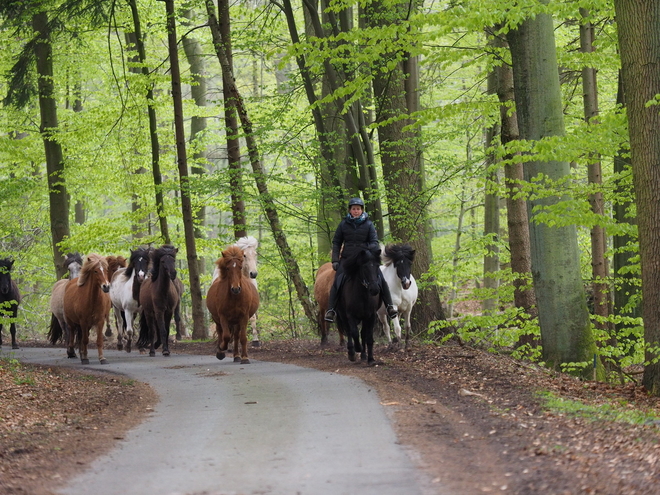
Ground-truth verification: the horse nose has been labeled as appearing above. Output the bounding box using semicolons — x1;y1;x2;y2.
231;286;241;295
250;272;257;279
402;278;411;290
102;284;110;293
137;270;145;282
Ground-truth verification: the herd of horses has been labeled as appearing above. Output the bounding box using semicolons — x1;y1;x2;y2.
0;239;418;366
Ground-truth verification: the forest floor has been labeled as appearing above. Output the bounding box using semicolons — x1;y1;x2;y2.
2;336;660;494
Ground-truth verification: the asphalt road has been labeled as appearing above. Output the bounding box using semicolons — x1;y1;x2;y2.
7;346;443;495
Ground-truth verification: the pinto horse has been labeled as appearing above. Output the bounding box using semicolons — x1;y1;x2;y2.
53;254;111;364
206;246;259;364
313;262;345;347
137;245;180;357
48;253;84;345
0;258;21;349
377;244;418;343
336;248;382;364
109;248;149;352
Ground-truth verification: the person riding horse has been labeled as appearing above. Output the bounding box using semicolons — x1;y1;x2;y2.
324;197;398;323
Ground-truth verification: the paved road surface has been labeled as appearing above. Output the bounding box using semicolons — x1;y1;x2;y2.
6;346;443;495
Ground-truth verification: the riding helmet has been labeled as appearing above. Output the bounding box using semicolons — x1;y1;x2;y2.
348;197;365;209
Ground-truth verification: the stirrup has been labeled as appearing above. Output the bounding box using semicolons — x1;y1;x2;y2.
386;305;398;319
324;309;336;322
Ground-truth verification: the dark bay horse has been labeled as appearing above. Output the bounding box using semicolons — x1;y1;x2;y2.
53;254;111;364
336;248;382;364
206;246;259;364
314;261;345;347
109;248;149;352
137;245;180;357
0;258;21;349
49;253;84;345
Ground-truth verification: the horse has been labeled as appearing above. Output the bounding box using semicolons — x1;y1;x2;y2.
313;261;345;347
211;236;260;346
50;254;111;364
0;258;21;349
103;255;127;339
48;253;84;345
336;247;382;364
377;243;418;343
206;245;259;364
109;248;149;352
137;245;180;357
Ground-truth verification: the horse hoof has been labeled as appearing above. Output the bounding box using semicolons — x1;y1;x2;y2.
163;350;170;357
241;358;250;364
216;352;225;360
233;356;241;363
117;343;123;351
251;340;260;348
100;358;108;365
81;359;90;365
126;343;132;353
348;351;356;362
149;351;155;357
12;345;19;350
67;351;77;359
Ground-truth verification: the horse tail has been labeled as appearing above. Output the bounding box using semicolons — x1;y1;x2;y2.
136;312;150;349
48;314;63;344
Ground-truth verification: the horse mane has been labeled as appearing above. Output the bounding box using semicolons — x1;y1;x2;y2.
382;243;415;266
151;245;177;281
126;247;149;278
0;258;13;272
235;236;258;251
77;254;108;287
106;255;127;276
343;247;381;273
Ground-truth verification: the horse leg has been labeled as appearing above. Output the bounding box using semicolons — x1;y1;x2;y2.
0;323;3;347
250;314;259;347
113;307;124;351
363;317;376;365
66;323;77;359
161;314;172;356
239;322;250;364
96;324;108;364
377;306;392;343
10;321;19;349
80;328;90;365
125;311;134;353
391;314;403;343
215;318;231;361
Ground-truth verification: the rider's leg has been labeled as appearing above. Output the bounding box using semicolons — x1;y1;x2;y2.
325;271;344;322
379;271;398;319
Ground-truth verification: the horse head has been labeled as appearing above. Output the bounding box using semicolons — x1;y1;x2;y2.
0;258;14;295
346;248;381;297
151;245;178;281
128;247;150;283
78;254;111;293
219;246;245;295
235;236;258;279
64;253;83;279
384;243;416;290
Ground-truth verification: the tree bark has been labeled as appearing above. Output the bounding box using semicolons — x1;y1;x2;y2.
614;0;660;394
33;12;70;279
506;8;598;377
164;0;207;339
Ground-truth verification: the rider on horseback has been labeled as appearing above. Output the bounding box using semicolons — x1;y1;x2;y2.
324;197;399;323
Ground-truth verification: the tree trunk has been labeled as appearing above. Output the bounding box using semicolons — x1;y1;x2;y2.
506;8;598;377
127;0;169;243
614;0;660;394
164;0;207;340
205;0;317;326
33;12;70;279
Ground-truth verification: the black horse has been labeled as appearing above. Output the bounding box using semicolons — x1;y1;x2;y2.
336;248;382;364
0;258;21;349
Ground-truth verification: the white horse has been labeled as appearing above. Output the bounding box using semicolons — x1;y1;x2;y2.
109;248;149;352
48;253;84;344
212;236;260;345
377;244;418;343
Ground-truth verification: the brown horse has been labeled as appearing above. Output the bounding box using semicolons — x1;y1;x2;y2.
314;262;345;347
137;245;180;357
54;254;111;364
206;246;259;364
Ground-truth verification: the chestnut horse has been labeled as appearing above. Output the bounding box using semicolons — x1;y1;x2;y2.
313;262;345;347
0;258;21;349
137;245;180;357
206;246;259;364
51;254;111;364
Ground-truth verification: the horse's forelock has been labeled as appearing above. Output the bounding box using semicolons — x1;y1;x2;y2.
385;243;415;264
151;245;177;280
78;254;108;286
0;258;13;272
235;236;258;251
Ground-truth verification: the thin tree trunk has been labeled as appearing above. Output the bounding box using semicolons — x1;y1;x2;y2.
163;0;207;339
506;7;598;377
205;0;317;326
33;12;70;279
614;0;660;394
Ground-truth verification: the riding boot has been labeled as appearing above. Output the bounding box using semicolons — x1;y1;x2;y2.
379;272;398;319
325;273;344;322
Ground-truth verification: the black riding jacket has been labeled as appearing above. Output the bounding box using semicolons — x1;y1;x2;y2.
331;212;379;263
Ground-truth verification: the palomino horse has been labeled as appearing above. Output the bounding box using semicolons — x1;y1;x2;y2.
48;253;84;346
206;245;259;364
51;254;111;364
109;248;149;352
313;261;345;347
0;258;21;349
211;236;259;346
336;248;382;364
137;245;180;357
377;244;418;343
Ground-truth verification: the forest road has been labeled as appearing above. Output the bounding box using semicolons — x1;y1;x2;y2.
12;347;442;495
